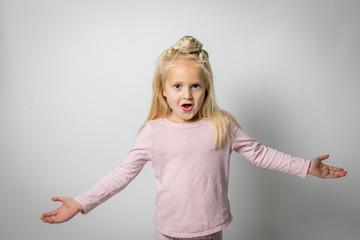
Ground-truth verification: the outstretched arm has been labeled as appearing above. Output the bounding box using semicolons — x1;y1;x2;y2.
308;155;347;178
41;196;84;224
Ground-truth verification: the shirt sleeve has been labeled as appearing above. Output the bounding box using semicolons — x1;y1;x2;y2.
74;123;152;214
230;121;310;179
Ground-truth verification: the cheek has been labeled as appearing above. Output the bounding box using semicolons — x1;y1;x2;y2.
197;91;206;103
164;92;177;105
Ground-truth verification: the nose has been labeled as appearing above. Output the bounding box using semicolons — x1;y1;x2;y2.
182;87;193;99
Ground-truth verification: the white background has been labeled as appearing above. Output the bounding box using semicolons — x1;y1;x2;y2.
0;0;359;239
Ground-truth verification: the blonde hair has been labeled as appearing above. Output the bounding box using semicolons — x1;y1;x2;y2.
142;36;239;149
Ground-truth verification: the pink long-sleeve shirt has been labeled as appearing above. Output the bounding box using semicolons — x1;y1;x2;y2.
74;118;310;238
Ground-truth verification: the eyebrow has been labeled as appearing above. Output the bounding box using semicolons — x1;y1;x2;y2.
168;80;203;85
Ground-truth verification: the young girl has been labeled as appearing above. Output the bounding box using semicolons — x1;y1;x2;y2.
41;36;347;240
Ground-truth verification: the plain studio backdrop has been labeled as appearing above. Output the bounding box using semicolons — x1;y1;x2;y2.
0;0;359;239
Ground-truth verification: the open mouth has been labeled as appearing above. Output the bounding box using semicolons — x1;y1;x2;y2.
181;104;193;112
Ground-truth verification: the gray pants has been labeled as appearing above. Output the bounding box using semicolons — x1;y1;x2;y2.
157;231;222;240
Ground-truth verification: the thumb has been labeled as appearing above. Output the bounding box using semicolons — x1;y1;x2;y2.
52;196;64;202
318;154;330;161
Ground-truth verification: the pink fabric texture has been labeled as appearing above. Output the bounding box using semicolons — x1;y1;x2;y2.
74;118;310;238
157;230;222;239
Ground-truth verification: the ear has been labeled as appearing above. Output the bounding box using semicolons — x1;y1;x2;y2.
162;90;167;97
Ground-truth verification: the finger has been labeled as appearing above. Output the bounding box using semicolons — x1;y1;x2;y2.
52;196;64;202
329;166;344;171
327;169;347;178
41;211;63;223
41;213;51;219
41;214;57;222
319;155;330;161
327;173;343;178
41;210;58;219
334;170;347;176
42;216;59;224
328;165;347;174
45;210;58;217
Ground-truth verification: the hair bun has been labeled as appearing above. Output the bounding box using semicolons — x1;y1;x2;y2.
174;36;203;54
164;36;208;64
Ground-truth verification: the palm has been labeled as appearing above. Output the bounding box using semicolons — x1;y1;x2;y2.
41;197;82;223
309;155;347;178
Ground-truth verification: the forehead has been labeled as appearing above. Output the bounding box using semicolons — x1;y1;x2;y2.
165;59;204;82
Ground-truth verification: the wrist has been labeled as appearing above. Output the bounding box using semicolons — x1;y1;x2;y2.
307;160;315;175
73;199;85;214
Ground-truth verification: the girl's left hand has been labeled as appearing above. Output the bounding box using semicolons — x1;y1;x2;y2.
41;196;83;224
308;155;347;178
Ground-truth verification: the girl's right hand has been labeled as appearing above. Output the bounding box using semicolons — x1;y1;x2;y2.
41;196;84;223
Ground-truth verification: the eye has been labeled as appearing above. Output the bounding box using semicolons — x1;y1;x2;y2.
173;84;181;89
192;84;201;89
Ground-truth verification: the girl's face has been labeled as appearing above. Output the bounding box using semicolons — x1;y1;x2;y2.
163;59;206;123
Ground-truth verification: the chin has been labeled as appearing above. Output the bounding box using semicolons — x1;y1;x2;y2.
183;114;198;122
